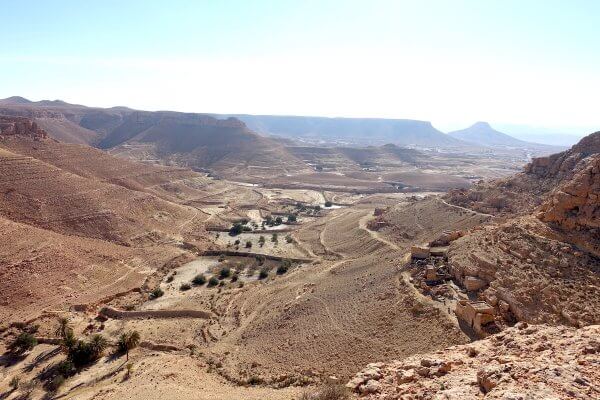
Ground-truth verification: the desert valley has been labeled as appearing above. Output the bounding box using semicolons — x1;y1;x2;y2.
0;96;597;400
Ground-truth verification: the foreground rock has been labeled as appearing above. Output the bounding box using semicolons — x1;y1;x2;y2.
348;324;599;399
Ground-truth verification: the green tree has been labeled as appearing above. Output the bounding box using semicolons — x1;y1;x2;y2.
118;331;141;361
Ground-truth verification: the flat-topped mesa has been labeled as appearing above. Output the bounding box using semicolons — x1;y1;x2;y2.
149;113;248;129
0;116;48;139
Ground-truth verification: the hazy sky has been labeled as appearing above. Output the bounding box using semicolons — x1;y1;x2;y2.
1;0;598;135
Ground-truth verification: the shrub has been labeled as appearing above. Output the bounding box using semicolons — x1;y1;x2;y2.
207;276;219;287
166;275;174;283
180;283;192;291
276;264;289;275
258;268;269;280
9;332;37;354
125;362;134;380
9;376;19;390
247;375;263;385
255;255;266;265
238;282;245;288
229;223;244;236
219;267;231;279
230;274;239;283
56;360;76;377
149;287;164;299
285;234;294;243
271;233;278;243
192;274;206;286
48;374;65;392
245;240;252;248
325;201;333;207
275;216;283;225
218;281;225;287
287;214;297;223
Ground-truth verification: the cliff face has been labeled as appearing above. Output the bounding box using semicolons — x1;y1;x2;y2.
0;116;48;139
538;155;599;229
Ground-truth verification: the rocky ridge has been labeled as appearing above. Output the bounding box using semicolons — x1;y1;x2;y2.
0;116;48;139
347;323;599;399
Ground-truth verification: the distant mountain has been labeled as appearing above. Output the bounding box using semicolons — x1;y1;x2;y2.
0;96;309;179
0;96;33;105
218;114;470;148
448;122;564;151
494;123;586;147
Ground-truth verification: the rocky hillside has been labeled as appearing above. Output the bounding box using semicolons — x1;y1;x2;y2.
0;122;218;323
347;323;599;399
437;133;600;329
446;131;600;217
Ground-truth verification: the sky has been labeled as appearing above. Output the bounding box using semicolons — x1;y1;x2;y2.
1;0;598;138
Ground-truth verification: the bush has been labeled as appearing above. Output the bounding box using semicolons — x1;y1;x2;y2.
9;332;37;354
258;268;269;280
207;276;219;287
166;275;174;283
276;264;288;275
255;255;266;265
275;216;283;225
48;374;66;392
245;240;252;248
9;376;19;390
234;239;241;245
230;274;239;283
229;223;244;236
271;233;278;243
287;214;297;223
325;201;333;207
56;360;76;377
149;287;164;299
192;274;206;286
180;283;191;291
285;234;294;243
219;267;231;279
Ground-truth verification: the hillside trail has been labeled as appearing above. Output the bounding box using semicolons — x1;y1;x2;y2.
358;212;401;251
436;197;494;218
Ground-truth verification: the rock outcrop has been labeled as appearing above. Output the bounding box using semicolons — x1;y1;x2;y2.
0;116;48;139
348;324;599;399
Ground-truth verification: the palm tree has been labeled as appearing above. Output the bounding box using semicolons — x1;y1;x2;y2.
55;316;76;352
118;331;141;361
89;334;108;360
55;317;71;338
